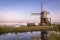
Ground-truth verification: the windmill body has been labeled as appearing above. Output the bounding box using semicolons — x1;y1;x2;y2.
31;0;51;40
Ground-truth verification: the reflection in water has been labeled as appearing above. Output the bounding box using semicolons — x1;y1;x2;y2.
0;31;41;40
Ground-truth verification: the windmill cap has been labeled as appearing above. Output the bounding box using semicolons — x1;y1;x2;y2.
40;10;49;14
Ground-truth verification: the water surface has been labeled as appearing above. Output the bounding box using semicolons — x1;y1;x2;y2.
0;31;41;40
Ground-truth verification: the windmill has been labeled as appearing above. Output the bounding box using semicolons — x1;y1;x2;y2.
31;0;51;26
31;0;51;40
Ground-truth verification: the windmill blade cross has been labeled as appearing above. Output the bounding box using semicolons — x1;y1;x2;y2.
31;13;40;15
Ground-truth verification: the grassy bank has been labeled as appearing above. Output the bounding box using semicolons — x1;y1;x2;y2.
0;25;60;34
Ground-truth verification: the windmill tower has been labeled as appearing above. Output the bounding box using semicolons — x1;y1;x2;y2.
31;0;51;26
31;0;51;40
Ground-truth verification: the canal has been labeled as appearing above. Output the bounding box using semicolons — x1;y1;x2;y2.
0;31;42;40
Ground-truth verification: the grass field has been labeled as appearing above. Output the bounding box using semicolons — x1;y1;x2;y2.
0;24;60;34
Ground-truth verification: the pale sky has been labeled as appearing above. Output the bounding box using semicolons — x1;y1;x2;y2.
0;0;60;23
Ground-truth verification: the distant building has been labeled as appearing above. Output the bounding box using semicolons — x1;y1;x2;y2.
27;23;36;26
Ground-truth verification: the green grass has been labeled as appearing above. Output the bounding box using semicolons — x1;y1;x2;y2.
48;32;60;40
0;24;60;34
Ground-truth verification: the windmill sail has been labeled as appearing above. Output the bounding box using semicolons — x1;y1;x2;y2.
31;13;40;15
